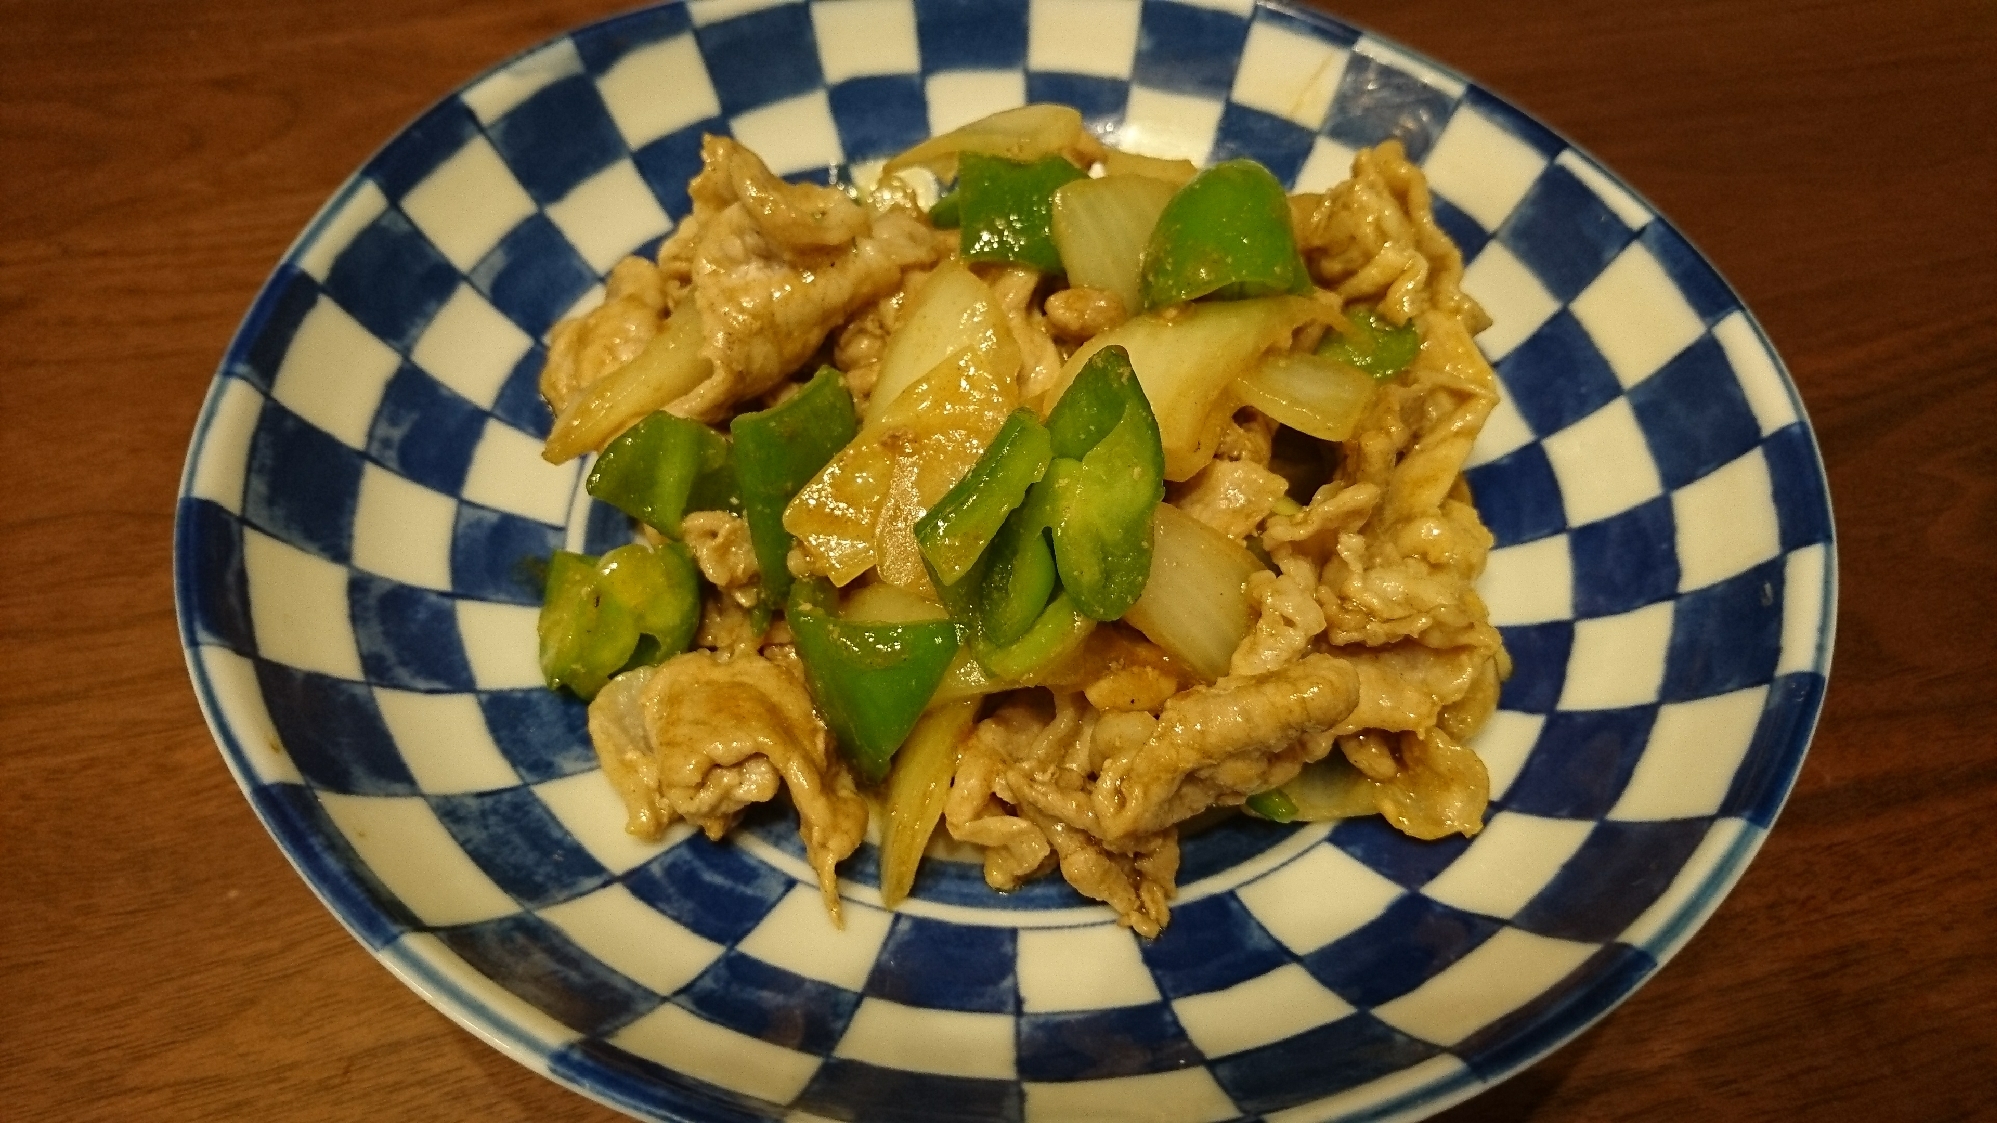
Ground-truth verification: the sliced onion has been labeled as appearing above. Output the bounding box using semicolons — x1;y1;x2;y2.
878;700;978;909
1233;352;1378;442
865;262;993;427
1283;754;1382;822
883;104;1094;180
1051;174;1177;315
543;306;709;463
841;579;948;622
1047;297;1335;480
1100;148;1198;187
1124;503;1264;681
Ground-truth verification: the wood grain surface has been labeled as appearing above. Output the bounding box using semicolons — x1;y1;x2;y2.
3;0;1993;1120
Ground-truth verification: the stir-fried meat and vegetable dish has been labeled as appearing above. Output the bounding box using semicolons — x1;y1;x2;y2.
533;105;1507;935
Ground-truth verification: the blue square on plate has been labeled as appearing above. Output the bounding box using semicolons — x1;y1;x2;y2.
621;835;793;945
434;913;662;1037
1323;53;1456;162
1329;815;1473;890
633;120;728;222
322;207;461;352
581;497;638;557
451;501;564;607
1502;706;1655;819
1763;423;1834;551
1642;220;1737;325
795;1059;1022;1123
177;497;255;656
1513;819;1712;942
254;660;415;796
1495;163;1635;303
366;364;485;495
828;75;929;165
486;75;629;206
1494;622;1574;713
915;0;1027;71
1569;496;1680;618
694;3;824;117
1133;0;1248;98
491;343;555;439
244;400;364;564
1722;671;1825;827
229;266;319;392
1629;334;1763;490
470;214;599;339
1025;73;1128;127
348;573;477;692
1458;85;1564;160
1210;1011;1445;1115
251;784;420;949
571;4;694;75
1016;1002;1203;1081
1138;893;1290;999
1428;192;1489;259
864;915;1016;1013
1496;310;1625;439
366;98;482;201
675;950;862;1054
1453;943;1653;1080
1464;443;1566;548
431;787;614;909
1303;892;1500;1007
1662;556;1783;701
1211;102;1316;185
477;687;596;784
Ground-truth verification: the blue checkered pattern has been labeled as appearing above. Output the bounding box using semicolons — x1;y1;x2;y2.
172;1;1836;1120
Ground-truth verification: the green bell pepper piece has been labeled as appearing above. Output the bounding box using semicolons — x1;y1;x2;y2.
914;408;1053;588
537;542;702;700
1317;306;1420;380
586;411;738;537
928;190;962;229
1139;158;1311;309
785;578;961;784
957;152;1088;274
978;499;1059;647
976;591;1095;681
730;368;858;607
1040;347;1165;621
1246;788;1299;823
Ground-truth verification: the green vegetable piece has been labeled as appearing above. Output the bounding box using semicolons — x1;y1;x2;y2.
957;152;1088;273
596;541;702;655
785;578;961;784
1317;306;1421;380
1246;788;1299;824
730;368;858;607
1041;348;1166;621
977;592;1095;681
586;411;738;536
1139;158;1311;309
914;409;1053;587
979;501;1059;647
928;190;962;229
537;544;701;701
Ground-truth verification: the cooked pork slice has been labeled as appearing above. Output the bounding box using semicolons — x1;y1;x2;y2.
540;256;669;415
586;651;869;924
681;510;761;607
667;137;941;421
1174;459;1290;542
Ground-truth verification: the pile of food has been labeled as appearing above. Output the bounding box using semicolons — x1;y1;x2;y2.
532;105;1507;936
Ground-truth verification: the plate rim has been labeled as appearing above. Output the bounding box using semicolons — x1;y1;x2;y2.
171;1;1840;1119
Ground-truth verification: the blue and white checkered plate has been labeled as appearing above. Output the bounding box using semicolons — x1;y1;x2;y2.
172;1;1836;1119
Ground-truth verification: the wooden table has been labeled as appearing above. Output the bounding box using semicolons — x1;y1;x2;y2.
4;0;1992;1119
